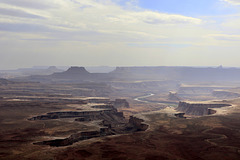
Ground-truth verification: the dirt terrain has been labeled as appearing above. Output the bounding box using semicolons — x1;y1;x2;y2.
53;113;240;160
1;67;240;160
1;92;240;160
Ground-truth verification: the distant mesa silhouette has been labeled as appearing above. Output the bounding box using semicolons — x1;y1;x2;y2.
51;66;90;79
17;66;240;83
65;67;90;74
47;66;58;70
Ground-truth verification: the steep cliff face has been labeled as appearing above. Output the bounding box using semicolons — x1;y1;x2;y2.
176;101;231;116
29;108;124;123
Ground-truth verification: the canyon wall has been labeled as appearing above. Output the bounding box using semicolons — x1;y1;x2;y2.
176;101;231;116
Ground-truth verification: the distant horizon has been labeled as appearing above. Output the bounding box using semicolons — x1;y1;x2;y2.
1;65;240;71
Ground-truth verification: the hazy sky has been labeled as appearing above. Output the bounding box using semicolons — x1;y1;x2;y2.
1;0;240;69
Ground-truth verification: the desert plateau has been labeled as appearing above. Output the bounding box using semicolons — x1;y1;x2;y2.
0;66;240;160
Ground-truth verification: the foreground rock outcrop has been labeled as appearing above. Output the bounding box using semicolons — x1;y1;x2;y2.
176;101;231;116
34;114;148;147
30;99;148;147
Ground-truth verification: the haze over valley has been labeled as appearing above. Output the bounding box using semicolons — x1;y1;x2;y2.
1;0;240;160
1;65;240;159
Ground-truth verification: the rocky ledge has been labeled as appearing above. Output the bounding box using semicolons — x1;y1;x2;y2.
34;116;148;147
31;100;148;147
176;101;231;116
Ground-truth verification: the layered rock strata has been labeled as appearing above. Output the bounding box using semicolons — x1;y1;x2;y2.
34;115;148;147
30;99;148;146
176;101;231;116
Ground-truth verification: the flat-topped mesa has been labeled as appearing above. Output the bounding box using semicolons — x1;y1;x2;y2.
176;101;231;116
65;67;89;74
28;101;127;125
51;66;90;79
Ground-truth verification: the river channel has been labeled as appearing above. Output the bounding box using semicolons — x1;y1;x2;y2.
134;93;155;103
134;93;178;107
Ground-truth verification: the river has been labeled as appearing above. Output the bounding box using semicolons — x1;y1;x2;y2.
134;93;178;107
134;93;155;103
133;93;179;116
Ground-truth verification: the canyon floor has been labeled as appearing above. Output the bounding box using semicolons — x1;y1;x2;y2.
0;79;240;160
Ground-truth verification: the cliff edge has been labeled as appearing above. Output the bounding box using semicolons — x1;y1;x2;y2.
176;101;231;116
